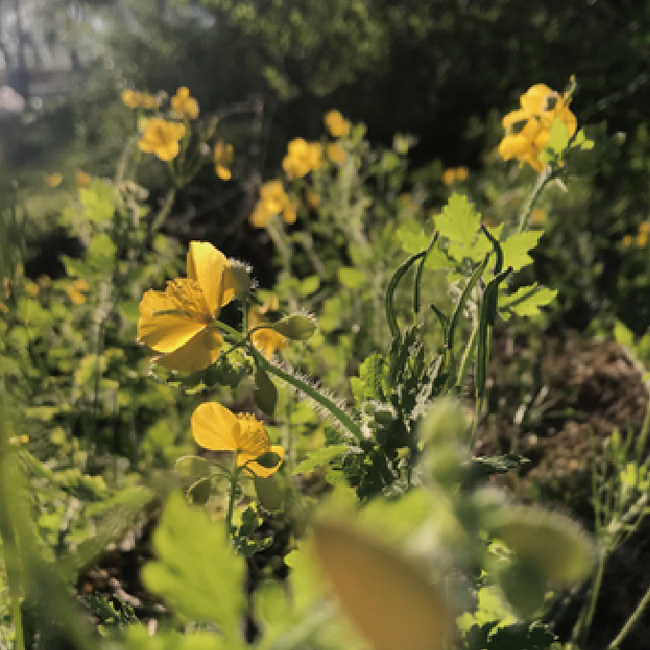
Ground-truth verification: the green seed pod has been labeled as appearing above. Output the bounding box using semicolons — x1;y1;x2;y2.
271;314;317;340
488;505;595;586
254;475;284;513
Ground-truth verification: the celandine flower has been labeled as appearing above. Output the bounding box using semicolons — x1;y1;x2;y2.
171;86;199;120
137;242;236;372
191;402;285;478
250;180;297;228
122;89;158;110
499;83;577;172
214;141;234;181
324;109;351;138
282;138;322;179
138;118;186;162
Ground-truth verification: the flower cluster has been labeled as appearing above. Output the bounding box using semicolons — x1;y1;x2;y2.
250;180;297;228
137;241;287;477
137;118;186;162
122;89;159;110
442;166;469;186
499;83;577;172
282;138;322;179
171;86;199;120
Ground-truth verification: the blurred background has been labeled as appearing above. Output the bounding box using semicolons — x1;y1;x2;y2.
2;0;650;331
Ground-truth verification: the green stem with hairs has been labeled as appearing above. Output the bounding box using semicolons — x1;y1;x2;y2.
225;464;242;540
517;167;554;234
250;347;363;442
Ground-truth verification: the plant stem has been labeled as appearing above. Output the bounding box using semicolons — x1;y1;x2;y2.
250;347;364;442
225;465;241;540
572;547;606;648
517;167;553;234
607;576;650;649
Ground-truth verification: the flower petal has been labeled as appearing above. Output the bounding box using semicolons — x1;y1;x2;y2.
155;327;223;372
186;242;233;317
137;289;206;353
239;445;285;478
191;402;239;451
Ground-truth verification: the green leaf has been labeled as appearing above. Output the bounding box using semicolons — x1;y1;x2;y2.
338;267;366;289
187;476;213;505
142;492;245;629
254;366;277;415
501;284;557;317
396;220;430;254
175;455;211;479
500;230;543;272
79;182;115;222
544;117;571;156
88;233;117;271
293;444;350;475
435;194;480;249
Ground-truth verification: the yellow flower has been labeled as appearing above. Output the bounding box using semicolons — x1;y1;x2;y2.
639;221;650;235
76;170;91;188
326;142;346;165
530;208;547;225
442;167;469;186
191;402;285;478
250;180;297;228
305;190;321;210
138;118;186;161
249;297;287;359
65;285;86;305
122;89;140;109
282;138;322;179
137;241;236;372
46;173;63;188
171;86;199;120
499;83;577;172
324;109;351;138
25;281;39;297
214;141;234;181
636;231;648;247
622;234;633;248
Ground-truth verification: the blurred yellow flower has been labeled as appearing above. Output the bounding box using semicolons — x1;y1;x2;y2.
326;142;346;165
171;86;199;120
138;118;186;161
442;167;469;186
65;284;86;305
530;208;547;225
137;241;236;372
46;173;63;188
324;109;351;138
191;402;285;477
214;141;234;181
637;231;648;247
76;170;91;188
250;180;297;228
249;297;287;358
639;221;650;235
122;89;158;109
282;138;322;179
305;190;321;210
499;83;577;172
622;234;633;248
25;281;39;297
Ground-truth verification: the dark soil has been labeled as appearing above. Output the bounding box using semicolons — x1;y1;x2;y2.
479;328;650;650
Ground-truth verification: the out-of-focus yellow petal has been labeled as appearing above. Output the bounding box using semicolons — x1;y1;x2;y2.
137;288;206;353
251;327;287;358
191;402;239;451
498;134;533;161
155;327;223;372
186;242;231;316
502;108;529;129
